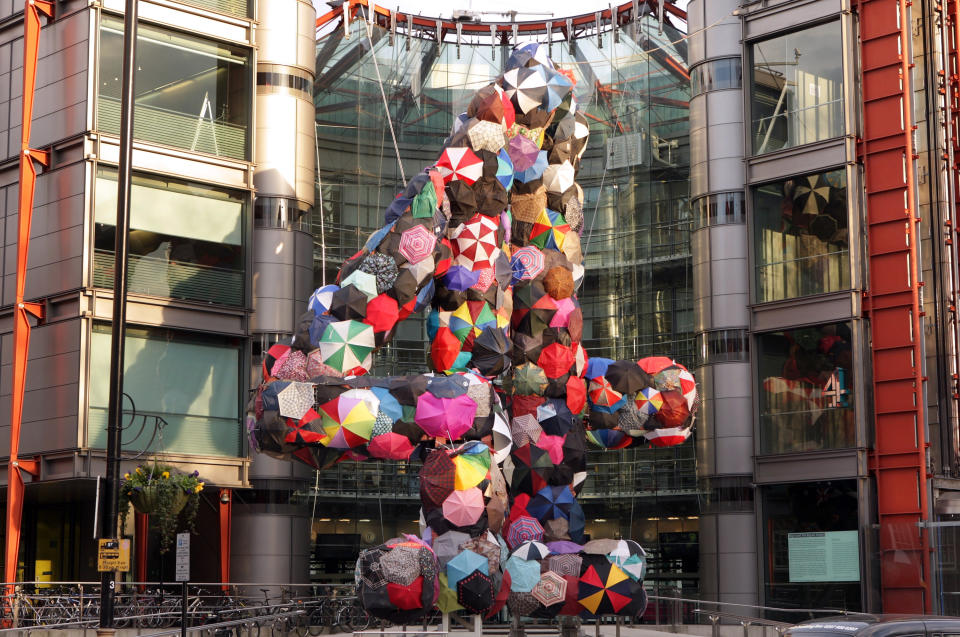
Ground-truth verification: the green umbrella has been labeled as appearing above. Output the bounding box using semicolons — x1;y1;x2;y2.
319;320;375;373
513;363;548;395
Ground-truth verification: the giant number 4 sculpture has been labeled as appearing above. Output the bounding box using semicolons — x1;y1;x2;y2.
251;44;697;622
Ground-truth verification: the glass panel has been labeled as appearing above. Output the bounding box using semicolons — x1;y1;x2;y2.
754;168;850;302
180;0;249;19
693;191;745;228
757;321;856;454
761;480;862;616
87;325;242;457
691;57;742;97
697;328;749;365
98;15;251;160
751;21;844;154
94;168;245;306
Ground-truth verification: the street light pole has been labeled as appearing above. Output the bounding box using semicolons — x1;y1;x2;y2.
98;0;137;627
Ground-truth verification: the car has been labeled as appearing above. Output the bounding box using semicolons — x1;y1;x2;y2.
786;615;960;637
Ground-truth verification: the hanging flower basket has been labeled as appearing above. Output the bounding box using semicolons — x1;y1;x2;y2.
120;463;205;553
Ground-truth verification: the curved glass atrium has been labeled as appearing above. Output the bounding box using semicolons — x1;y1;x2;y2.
310;2;698;605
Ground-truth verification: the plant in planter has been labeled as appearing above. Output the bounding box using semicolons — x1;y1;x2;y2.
119;463;205;553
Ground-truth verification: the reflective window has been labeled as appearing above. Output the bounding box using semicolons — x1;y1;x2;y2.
754;168;850;302
757;322;856;454
761;480;862;615
87;325;242;457
94;168;245;306
751;21;844;154
254;197;312;231
98;15;251;160
693;191;745;229
691;57;742;96
697;329;749;366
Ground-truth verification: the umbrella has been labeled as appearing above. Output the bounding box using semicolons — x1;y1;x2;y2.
420;450;457;508
507;591;540;616
450;300;498;342
528;485;576;521
308;284;339;315
341;269;379;301
638;356;676;375
472;327;511;377
531;571;568;607
467;119;506;153
460;536;502;574
511;414;543;446
444;265;482;292
446;548;489;589
442;487;486;527
381;546;421;586
387;578;425;610
318;320;375;373
491;411;514;464
496;149;514;190
502;64;549;114
577;562;635;616
367;432;414;460
586;428;629;449
605;361;653;395
277;382;315;420
364;294;399;334
398;224;436;264
583;539;620;555
329;284;369;320
545;69;573;110
656;390;691;427
544;266;574;300
432;530;471;566
791;172;831;216
530;208;570;251
514;151;549;183
548;553;582;577
437;147;483;184
473;177;509;216
542;161;575;194
644;424;692;448
436;573;464;613
507;443;554;494
457;570;494;614
507;515;545;549
504;556;541;593
543;517;571;541
511;540;550;561
453;214;500;269
359;253;399;293
356;546;388;590
512;246;546;282
538;343;575;379
284;410;324;445
508;135;542;171
415;393;478;440
608;540;646;581
546;540;582;555
447;180;479;225
318;395;376;448
453;451;490;489
513;363;548;396
537;400;573;436
426;374;469;398
636;386;664;415
469;84;505;122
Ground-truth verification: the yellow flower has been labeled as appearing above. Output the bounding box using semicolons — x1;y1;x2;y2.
123;473;130;480
196;482;205;493
162;471;170;479
135;467;142;474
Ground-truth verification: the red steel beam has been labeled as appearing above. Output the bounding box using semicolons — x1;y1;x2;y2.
859;0;932;612
5;0;52;597
219;489;232;591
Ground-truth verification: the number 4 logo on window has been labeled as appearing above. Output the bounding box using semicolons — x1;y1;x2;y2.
822;368;848;408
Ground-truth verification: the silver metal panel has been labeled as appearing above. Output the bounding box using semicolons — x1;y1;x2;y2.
694;296;712;333
256;0;314;69
690;158;708;197
710;257;749;297
101;0;251;44
754;450;860;483
713;361;751;399
709;225;747;262
718;549;759;594
97;139;253;190
689;94;707;130
752;291;858;332
709;156;745;193
696;435;714;476
717;513;757;554
705;22;742;60
712;293;750;327
747;138;848;184
707;122;744;161
691;229;710;266
742;0;842;41
21;413;80;455
715;435;755;475
253;94;315;206
712;394;753;438
686;0;705;64
707;90;744;126
693;259;711;305
231;513;310;584
296;0;317;70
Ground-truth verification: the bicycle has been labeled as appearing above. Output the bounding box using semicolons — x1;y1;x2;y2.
334;596;370;633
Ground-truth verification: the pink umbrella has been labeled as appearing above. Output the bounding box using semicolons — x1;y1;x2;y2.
368;432;415;460
399;225;436;264
415;393;478;440
442;487;486;527
549;298;577;328
535;433;566;464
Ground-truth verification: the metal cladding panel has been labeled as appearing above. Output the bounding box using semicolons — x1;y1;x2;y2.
231;512;310;583
718;549;758;596
686;0;704;63
694;295;712;333
28;11;89;150
713;360;751;399
709;225;747;262
715;435;754;475
705;22;741;60
710;255;749;297
709;157;745;193
257;0;315;69
254;94;299;199
713;294;749;327
712;394;753;438
707;122;744;161
706;90;744;126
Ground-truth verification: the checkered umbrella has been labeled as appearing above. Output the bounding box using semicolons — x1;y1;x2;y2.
277;381;315;419
420;449;457;508
381;545;421;586
467;119;507;153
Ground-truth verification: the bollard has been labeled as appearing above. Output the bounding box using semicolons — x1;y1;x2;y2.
710;614;720;637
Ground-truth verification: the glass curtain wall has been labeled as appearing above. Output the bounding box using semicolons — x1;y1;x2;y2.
313;10;696;596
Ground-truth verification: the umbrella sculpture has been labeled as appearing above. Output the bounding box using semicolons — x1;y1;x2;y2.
251;43;698;625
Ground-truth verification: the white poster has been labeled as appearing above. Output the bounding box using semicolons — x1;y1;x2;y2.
788;530;860;582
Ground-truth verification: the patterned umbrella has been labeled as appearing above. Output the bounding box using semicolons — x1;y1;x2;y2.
420;450;457;508
513;363;548;396
545;69;573;111
511;540;549;561
531;571;567;607
450;301;498;342
318;320;375;373
318;395;376;448
308;284;339;315
636;386;664;415
643;424;693;448
437;147;484;184
507;515;545;549
357;546;388;589
381;546;421;586
467;119;506;153
460;536;501;574
457;570;494;614
548;553;582;577
608;540;646;581
502;64;549;114
399;224;436;264
284;410;324;445
359;252;399;293
277;382;315;419
512;246;545;282
453;214;500;270
340;269;379;301
510;414;543;446
453;450;490;490
507;591;540;616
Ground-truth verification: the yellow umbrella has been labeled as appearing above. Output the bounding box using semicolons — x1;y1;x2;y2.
436;573;464;612
453;455;489;490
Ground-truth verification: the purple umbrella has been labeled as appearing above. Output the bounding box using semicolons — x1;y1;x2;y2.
444;265;482;292
415;393;478;440
509;136;542;172
546;540;583;554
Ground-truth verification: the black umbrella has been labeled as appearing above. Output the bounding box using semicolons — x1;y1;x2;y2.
426;374;469;398
473;177;509;216
446;181;478;226
538;398;574;436
473;326;512;377
329;285;369;321
604;360;653;395
389;375;429;406
457;570;495;614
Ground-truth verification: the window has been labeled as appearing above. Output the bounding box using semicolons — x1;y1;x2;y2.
691;58;742;97
697;329;749;366
761;481;862;615
87;325;242;457
753;168;850;302
751;21;844;154
97;15;251;160
94;168;245;306
757;321;856;454
693;191;746;229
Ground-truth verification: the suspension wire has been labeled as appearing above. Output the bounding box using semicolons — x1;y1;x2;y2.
378;495;385;544
310;470;320;533
362;9;407;187
314;123;327;286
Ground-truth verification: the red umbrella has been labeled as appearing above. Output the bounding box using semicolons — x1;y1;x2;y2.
368;432;415;460
638;356;675;375
364;294;399;333
566;377;586;415
645;425;692;448
436;147;483;185
485;568;512;618
538;344;575;379
420;450;456;507
656;390;691;427
431;327;462;372
387;577;424;610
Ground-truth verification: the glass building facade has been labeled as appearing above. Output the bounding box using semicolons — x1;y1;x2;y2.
310;8;699;604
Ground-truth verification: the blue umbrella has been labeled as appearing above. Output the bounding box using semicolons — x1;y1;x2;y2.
309;314;336;348
496;149;514;190
447;549;489;589
370;386;403;422
528;485;576;522
590;396;628;414
504;555;541;593
415;278;435;312
364;220;397;251
545;70;573;111
308;284;340;315
427;374;469;398
515;151;548;184
567;501;586;543
585;357;614;380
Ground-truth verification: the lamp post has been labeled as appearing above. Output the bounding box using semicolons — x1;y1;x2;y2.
97;0;137;629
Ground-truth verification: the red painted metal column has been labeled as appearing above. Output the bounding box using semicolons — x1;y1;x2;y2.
134;513;148;584
859;0;932;612
4;0;52;594
219;489;232;591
